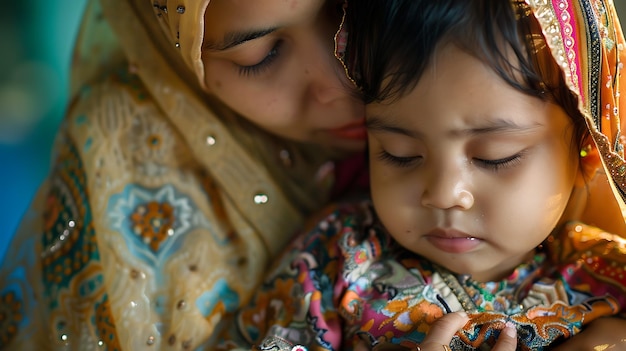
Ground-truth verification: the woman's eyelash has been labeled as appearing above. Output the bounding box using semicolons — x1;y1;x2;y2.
474;153;524;172
377;150;420;167
238;40;283;77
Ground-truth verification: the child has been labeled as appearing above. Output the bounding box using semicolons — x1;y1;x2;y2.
218;0;626;350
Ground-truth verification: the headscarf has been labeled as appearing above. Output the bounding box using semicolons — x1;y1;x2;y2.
149;0;210;89
526;0;626;235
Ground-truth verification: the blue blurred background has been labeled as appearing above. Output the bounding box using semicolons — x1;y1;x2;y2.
0;0;87;259
0;1;625;261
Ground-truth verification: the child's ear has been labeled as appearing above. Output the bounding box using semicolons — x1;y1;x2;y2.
575;141;602;187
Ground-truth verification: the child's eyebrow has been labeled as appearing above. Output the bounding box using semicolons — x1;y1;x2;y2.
203;27;278;51
366;115;421;138
462;118;542;136
366;115;541;137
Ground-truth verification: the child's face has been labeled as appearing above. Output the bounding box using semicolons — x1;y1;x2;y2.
366;44;582;282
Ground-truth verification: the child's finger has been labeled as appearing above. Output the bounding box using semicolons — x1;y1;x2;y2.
419;312;469;348
491;325;517;351
353;341;371;351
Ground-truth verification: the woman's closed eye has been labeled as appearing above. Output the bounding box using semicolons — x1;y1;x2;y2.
377;150;422;168
238;40;284;77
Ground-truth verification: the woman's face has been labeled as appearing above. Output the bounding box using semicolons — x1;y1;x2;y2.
202;0;366;153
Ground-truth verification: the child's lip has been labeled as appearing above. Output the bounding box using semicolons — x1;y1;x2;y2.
424;228;483;253
426;228;477;239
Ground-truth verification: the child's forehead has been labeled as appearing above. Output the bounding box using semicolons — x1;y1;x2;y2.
365;45;565;133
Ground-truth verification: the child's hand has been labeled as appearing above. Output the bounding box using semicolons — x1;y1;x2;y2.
551;317;626;351
418;312;517;351
354;312;518;351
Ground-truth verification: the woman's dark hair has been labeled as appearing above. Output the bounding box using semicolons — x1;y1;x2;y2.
344;0;588;148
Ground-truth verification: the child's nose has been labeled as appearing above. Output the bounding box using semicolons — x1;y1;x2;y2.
420;168;474;210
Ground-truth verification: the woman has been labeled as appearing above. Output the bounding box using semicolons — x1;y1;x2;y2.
0;0;369;349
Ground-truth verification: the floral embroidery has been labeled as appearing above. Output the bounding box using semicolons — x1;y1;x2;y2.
94;295;121;351
108;184;195;265
128;112;177;177
41;140;101;304
0;292;22;346
130;200;175;252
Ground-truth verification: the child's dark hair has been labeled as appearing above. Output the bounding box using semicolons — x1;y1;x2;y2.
344;0;588;149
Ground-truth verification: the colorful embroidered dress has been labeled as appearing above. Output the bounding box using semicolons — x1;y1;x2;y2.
220;202;626;351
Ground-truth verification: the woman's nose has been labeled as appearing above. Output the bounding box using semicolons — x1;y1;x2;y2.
420;167;474;210
306;58;353;105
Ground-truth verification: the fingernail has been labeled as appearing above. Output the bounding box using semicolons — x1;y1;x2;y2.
457;311;468;318
504;324;517;338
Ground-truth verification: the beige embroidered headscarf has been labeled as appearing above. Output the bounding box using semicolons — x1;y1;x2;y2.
149;0;211;88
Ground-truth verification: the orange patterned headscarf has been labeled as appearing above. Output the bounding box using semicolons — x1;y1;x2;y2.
526;0;626;233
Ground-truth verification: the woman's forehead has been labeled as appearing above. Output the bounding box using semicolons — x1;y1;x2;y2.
203;0;324;41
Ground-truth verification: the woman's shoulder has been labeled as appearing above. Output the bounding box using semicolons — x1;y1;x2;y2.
545;222;626;299
66;69;169;138
45;67;237;259
59;68;198;179
546;222;626;271
292;199;393;268
300;198;376;240
550;222;626;257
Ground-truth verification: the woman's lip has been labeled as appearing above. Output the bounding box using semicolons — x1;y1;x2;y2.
327;119;367;140
424;229;483;253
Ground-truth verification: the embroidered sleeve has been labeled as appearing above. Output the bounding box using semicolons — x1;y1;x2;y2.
550;222;626;315
0;127;114;350
219;205;370;351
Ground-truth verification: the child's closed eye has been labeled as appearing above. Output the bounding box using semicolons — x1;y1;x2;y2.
473;152;525;172
377;150;422;168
